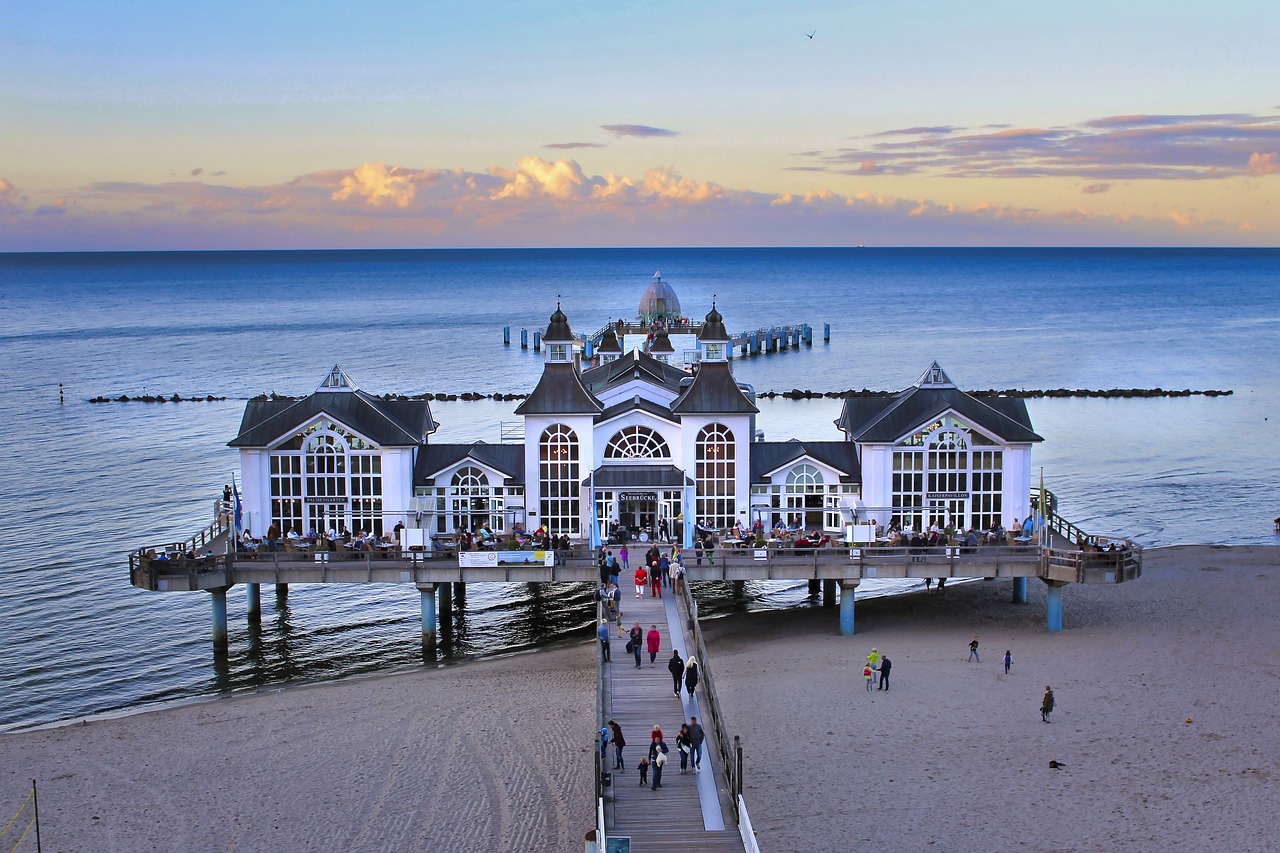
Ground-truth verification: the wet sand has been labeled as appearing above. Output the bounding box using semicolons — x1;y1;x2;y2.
706;545;1280;853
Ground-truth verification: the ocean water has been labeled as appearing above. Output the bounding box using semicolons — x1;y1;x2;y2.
1;248;1277;730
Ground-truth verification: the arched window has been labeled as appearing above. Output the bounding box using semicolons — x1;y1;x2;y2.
785;463;824;491
266;427;383;537
604;426;671;460
695;423;736;530
450;466;490;533
539;425;580;535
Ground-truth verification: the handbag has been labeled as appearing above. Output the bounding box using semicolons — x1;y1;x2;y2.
625;640;634;654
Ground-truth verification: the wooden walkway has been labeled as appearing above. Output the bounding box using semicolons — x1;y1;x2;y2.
602;581;745;852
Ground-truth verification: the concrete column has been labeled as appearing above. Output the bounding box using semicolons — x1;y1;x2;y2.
1046;583;1064;632
439;582;453;618
246;582;261;620
275;583;289;606
210;588;229;650
418;583;438;651
822;579;837;607
808;578;820;595
1011;577;1027;604
839;580;859;636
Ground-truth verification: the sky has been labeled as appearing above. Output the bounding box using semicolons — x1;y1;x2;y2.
1;0;1278;250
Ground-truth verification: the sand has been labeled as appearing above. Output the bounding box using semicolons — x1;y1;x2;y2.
0;646;595;853
4;545;1276;852
705;545;1280;853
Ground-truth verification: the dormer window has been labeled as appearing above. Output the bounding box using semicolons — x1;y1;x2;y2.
704;343;724;361
549;343;569;362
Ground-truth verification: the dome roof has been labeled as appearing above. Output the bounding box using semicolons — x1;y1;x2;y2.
598;327;622;353
650;328;675;353
544;304;574;342
698;304;729;341
638;274;681;322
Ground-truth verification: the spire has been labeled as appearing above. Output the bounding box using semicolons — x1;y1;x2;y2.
698;296;729;342
544;298;574;342
317;365;357;392
916;361;956;388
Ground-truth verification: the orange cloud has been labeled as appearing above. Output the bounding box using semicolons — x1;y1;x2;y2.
1245;152;1278;176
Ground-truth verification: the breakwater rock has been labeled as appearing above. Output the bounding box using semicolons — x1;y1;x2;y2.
89;394;228;403
758;388;1233;400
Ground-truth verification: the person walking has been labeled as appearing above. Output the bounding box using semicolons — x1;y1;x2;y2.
596;619;611;661
684;655;700;697
968;636;980;663
646;624;662;666
608;719;626;771
687;715;706;772
878;656;892;690
673;555;686;595
649;739;669;790
675;724;692;773
633;564;648;598
1003;650;1013;675
668;649;685;696
629;622;644;668
619;544;629;572
1041;686;1055;723
649;561;663;597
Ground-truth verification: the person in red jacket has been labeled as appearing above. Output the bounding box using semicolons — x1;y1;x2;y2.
646;624;661;666
633;565;648;597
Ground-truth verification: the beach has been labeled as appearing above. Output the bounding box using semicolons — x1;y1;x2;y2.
0;647;595;853
707;545;1279;853
3;545;1277;852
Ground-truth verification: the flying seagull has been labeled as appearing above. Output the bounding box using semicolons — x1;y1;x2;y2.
806;30;816;39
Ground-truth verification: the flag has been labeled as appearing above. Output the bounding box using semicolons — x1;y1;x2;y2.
588;471;601;549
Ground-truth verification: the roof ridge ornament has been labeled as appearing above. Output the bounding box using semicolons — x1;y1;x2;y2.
318;365;357;392
917;361;955;388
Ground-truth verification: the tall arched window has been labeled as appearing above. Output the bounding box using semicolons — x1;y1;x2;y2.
268;423;383;537
539;425;580;535
695;423;736;530
785;463;825;531
451;466;490;533
604;426;671;460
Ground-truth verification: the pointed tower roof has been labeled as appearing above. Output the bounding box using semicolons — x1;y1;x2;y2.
698;300;729;342
544;302;574;342
598;325;622;353
671;361;758;414
650;328;675;353
318;365;357;392
917;361;955;389
515;363;604;415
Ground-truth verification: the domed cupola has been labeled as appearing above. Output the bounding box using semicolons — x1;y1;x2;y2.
650;327;675;362
597;324;622;363
543;302;575;364
698;299;730;362
638;272;681;324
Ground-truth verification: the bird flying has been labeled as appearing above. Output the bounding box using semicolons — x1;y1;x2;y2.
806;30;816;39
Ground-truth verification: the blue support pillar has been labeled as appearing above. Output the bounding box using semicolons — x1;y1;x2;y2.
839;581;859;636
1011;577;1027;604
683;486;695;550
520;328;528;349
418;583;438;651
503;325;511;346
210;588;229;650
533;330;541;351
246;582;261;620
1046;583;1064;632
823;322;831;342
585;339;594;358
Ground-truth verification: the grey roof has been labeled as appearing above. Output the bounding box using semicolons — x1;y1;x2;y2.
514;363;604;415
835;386;1043;443
598;327;622;353
544;305;575;342
597;396;681;425
671;362;758;414
749;440;861;484
581;349;689;395
585;465;692;488
229;389;436;448
414;442;525;486
698;305;729;341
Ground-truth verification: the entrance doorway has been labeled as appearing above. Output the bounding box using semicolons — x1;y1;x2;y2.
927;498;968;533
618;492;658;537
308;502;348;536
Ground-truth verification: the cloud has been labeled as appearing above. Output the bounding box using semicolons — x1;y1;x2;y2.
332;162;429;208
0;177;26;213
1245;152;1279;176
600;124;678;138
1082;183;1111;194
799;111;1280;181
212;170;227;177
544;142;608;150
190;167;204;177
871;125;961;137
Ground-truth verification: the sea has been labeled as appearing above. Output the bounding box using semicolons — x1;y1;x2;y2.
1;248;1277;731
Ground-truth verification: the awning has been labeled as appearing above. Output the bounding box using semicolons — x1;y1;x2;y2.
584;465;693;488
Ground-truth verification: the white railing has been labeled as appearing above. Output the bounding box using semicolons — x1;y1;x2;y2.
738;794;761;853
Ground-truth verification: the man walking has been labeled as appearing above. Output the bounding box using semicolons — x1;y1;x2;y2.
668;649;685;696
687;716;706;772
597;619;611;661
1041;686;1055;723
968;636;980;663
878;655;892;690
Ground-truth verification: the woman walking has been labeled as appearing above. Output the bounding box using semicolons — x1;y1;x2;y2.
646;624;662;666
649;561;663;597
619;544;630;571
629;622;644;668
684;655;700;698
675;723;692;773
608;719;626;771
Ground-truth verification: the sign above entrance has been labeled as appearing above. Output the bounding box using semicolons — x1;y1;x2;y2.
304;496;347;505
619;492;658;501
926;492;969;500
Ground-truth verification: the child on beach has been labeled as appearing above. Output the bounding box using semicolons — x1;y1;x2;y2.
864;665;874;691
1003;650;1013;674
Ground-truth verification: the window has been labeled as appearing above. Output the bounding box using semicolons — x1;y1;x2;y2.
539;425;580;535
450;466;490;533
604;426;671;460
267;424;383;537
695;423;736;530
550;343;569;362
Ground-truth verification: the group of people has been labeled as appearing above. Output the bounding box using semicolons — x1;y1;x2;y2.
607;517;674;544
862;647;892;691
602;715;707;791
595;544;685;602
